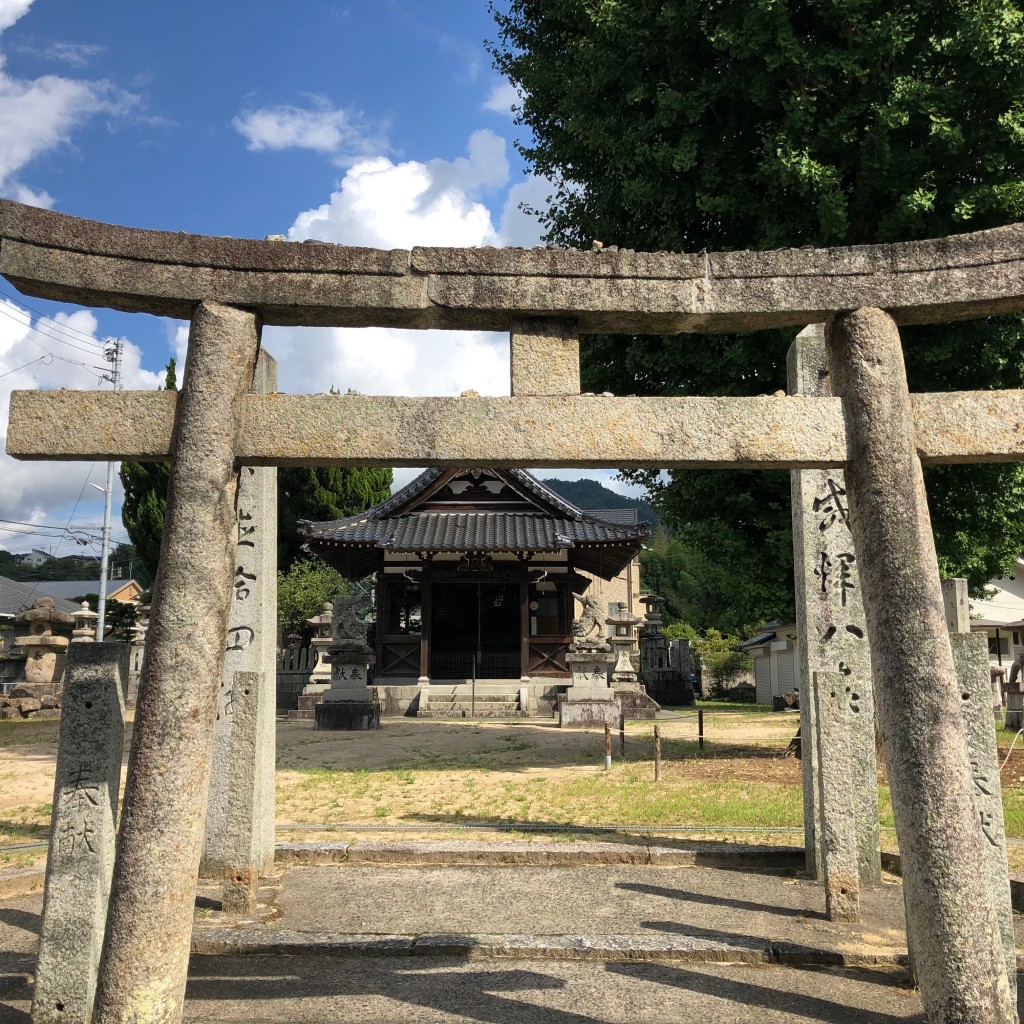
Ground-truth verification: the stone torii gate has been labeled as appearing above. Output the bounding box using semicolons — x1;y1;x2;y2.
4;197;1024;1024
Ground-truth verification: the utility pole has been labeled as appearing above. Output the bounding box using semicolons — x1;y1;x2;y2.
96;339;123;641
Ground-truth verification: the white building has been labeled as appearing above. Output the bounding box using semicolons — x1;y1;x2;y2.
969;556;1024;677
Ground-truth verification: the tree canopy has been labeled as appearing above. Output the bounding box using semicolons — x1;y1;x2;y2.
119;359;176;583
490;0;1024;628
277;466;392;570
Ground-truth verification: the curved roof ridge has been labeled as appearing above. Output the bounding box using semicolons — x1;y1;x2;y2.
299;468;650;542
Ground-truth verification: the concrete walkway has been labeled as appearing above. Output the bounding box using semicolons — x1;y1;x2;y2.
0;845;1014;1022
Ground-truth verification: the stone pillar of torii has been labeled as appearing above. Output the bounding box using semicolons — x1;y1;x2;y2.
3;197;1021;1024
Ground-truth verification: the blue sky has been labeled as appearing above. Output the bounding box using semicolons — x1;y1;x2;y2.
0;0;641;561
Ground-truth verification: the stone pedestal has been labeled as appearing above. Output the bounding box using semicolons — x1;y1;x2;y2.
315;701;380;730
315;597;378;731
560;645;618;728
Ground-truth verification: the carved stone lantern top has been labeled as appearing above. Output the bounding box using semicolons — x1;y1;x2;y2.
16;597;76;636
606;601;642;637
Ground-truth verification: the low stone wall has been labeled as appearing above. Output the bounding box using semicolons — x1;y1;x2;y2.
1;686;61;719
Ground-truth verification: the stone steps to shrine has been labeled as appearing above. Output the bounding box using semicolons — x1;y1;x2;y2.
417;687;525;718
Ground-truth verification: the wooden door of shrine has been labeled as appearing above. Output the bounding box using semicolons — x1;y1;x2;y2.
429;578;521;679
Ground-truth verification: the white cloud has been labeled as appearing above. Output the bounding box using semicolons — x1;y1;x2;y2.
288;129;509;249
0;298;161;554
499;174;550;248
0;3;138;206
40;41;104;67
232;97;385;163
482;81;519;117
0;0;32;34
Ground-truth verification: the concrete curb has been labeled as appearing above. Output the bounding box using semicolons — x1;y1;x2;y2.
274;840;805;870
189;927;909;968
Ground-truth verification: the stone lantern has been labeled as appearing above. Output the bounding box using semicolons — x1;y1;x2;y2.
71;600;99;642
606;601;642;684
14;597;75;696
316;595;378;730
305;601;334;691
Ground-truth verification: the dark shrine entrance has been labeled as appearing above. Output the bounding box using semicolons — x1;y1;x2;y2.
430;578;521;679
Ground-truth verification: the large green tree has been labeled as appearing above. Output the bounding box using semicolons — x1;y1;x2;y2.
119;359;176;581
491;0;1024;628
277;466;392;569
120;361;393;578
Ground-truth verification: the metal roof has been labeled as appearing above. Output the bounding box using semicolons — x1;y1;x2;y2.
0;576;81;618
29;580;140;601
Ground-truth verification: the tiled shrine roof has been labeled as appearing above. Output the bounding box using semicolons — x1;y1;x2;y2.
300;468;648;580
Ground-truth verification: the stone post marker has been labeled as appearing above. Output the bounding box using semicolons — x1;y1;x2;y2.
201;350;278;904
92;302;261;1024
812;670;864;922
31;643;129;1024
942;578;1016;1006
788;328;880;884
825;308;1014;1024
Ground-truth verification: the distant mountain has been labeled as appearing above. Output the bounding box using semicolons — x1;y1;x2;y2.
540;477;659;528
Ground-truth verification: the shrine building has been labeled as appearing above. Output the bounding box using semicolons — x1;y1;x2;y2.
300;468;648;712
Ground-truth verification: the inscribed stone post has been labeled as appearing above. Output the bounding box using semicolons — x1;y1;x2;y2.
943;579;1016;1005
812;670;861;922
201;350;278;885
788;328;880;883
32;643;129;1024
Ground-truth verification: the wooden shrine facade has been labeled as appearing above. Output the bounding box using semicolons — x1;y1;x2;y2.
301;468;648;683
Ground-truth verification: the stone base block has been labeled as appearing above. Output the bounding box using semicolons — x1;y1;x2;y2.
288;693;324;720
615;688;660;720
222;868;259;915
559;698;621;729
315;700;380;731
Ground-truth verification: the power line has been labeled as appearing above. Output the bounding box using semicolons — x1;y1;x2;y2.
0;354;52;378
0;304;110;359
0;287;106;349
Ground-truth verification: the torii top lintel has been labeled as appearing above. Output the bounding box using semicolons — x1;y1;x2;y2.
2;198;1024;333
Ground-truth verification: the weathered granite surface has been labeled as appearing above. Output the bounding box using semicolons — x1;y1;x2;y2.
788;329;879;885
32;643;129;1024
825;307;1014;1024
812;671;862;924
92;302;260;1024
944;579;1017;1008
202;350;278;883
509;317;580;396
11;389;1024;467
5;198;1024;331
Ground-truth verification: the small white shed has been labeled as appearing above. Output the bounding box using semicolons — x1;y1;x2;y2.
739;622;800;705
